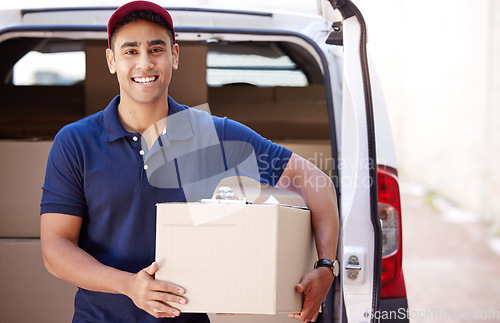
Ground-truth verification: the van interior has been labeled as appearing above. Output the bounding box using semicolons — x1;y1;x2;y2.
0;36;334;322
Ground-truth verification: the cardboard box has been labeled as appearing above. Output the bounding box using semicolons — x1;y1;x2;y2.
0;140;52;237
155;202;316;314
0;239;77;323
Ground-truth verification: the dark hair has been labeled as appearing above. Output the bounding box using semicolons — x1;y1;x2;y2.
110;9;175;50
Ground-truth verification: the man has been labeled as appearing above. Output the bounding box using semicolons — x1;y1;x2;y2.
40;1;339;322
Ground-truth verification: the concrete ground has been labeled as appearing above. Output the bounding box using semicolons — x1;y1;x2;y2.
401;183;500;322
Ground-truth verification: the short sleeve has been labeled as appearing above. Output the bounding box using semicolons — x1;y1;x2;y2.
217;117;292;187
40;132;87;217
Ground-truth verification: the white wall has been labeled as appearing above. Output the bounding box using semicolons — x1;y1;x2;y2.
355;0;500;229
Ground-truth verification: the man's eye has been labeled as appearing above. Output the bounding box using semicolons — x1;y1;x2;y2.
125;50;136;55
151;48;163;53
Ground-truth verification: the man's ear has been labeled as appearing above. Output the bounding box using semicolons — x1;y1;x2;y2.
172;43;180;71
106;48;116;74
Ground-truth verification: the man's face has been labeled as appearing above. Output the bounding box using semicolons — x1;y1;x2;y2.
106;19;179;106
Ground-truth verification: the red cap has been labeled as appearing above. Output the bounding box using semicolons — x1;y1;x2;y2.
107;1;175;48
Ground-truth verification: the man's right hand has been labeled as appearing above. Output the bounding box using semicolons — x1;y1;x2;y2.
125;262;187;319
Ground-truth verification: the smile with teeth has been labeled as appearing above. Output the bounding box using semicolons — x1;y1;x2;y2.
133;76;158;84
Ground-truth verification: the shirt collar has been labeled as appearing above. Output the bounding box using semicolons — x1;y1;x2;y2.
103;95;194;142
103;96;129;142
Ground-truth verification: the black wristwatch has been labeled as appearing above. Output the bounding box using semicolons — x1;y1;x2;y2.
314;259;339;277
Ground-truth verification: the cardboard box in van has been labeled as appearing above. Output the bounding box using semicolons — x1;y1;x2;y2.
155;201;316;314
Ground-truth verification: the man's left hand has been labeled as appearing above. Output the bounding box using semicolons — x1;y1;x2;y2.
288;267;334;323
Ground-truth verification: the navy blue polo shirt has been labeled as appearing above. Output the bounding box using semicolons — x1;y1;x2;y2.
40;95;292;322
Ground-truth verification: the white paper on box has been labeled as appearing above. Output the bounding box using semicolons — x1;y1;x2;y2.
155;202;315;315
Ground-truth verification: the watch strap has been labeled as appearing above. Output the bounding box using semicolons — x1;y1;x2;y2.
315;259;339;276
315;259;334;268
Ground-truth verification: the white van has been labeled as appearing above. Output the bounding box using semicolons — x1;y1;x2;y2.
0;1;408;322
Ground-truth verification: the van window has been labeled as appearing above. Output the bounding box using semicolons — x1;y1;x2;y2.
206;42;314;87
0;38;86;139
205;42;329;141
13;51;86;86
207;51;308;87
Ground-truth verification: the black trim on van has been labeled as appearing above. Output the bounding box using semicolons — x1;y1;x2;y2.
381;298;410;323
0;25;104;36
21;7;273;18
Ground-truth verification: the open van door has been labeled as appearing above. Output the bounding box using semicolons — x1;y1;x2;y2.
325;0;383;322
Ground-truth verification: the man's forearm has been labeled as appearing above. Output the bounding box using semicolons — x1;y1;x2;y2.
41;214;133;295
43;236;134;295
277;153;339;322
306;176;338;260
293;169;338;260
276;153;339;260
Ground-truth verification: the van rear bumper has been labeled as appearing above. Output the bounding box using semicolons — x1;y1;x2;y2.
379;298;410;323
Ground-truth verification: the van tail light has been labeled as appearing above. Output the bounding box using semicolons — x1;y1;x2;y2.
378;167;407;299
